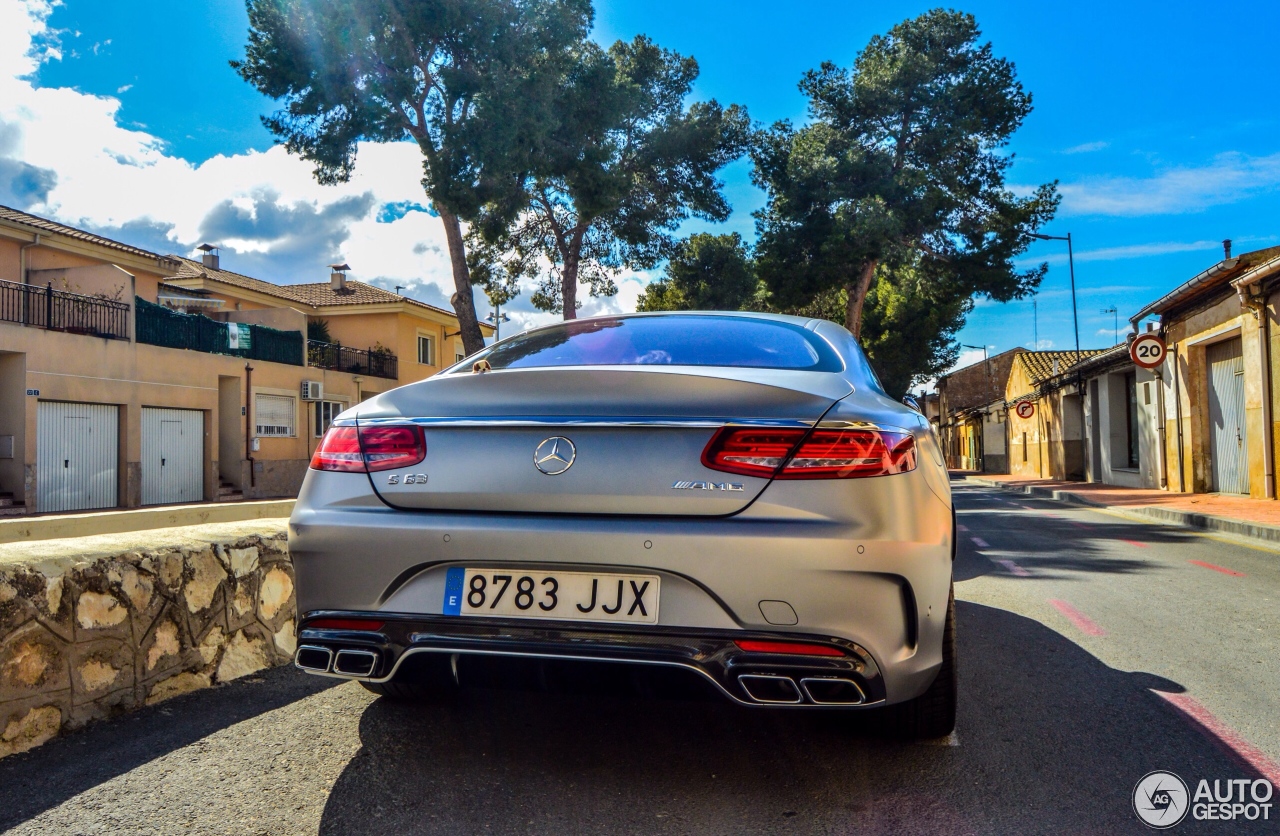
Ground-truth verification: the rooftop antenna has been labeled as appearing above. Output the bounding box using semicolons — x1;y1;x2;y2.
1101;305;1118;345
1032;296;1038;349
394;285;405;295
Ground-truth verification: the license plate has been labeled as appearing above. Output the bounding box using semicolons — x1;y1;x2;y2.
443;567;660;624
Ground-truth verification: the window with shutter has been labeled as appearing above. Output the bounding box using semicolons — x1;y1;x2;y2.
255;394;295;437
418;335;435;366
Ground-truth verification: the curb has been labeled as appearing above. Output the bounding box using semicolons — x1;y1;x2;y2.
966;477;1280;547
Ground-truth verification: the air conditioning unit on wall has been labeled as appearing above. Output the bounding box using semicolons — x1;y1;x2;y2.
301;380;323;401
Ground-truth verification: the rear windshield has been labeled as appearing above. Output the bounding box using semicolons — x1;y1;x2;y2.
474;315;844;372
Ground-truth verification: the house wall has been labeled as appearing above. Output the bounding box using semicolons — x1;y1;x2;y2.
1081;364;1160;489
981;409;1008;474
1162;293;1268;497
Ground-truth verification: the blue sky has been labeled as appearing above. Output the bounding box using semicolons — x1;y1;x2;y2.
7;0;1280;370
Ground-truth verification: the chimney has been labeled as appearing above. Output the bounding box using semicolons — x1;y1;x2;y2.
197;243;220;270
1223;239;1233;260
329;262;351;291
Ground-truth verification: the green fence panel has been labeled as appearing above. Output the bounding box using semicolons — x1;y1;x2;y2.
135;297;303;366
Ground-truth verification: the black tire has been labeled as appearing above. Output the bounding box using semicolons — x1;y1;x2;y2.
360;654;458;702
883;585;957;740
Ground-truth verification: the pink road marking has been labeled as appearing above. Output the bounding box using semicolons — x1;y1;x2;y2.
970;537;990;549
1155;692;1280;786
1122;539;1149;548
1190;559;1245;577
957;524;969;532
1047;599;1106;636
996;559;1031;577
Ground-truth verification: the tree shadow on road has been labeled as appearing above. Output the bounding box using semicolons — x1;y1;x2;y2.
0;664;337;831
318;602;1271;835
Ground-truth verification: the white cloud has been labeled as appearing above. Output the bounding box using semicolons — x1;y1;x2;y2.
0;1;628;333
1063;141;1109;154
1055;151;1280;216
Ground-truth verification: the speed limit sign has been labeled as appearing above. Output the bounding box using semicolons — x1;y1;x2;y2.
1130;333;1167;369
1015;400;1035;419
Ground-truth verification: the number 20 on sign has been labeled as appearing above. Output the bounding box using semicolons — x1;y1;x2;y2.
1130;333;1167;369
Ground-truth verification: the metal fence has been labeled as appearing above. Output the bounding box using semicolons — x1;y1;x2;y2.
135;297;304;366
307;340;399;379
0;278;130;340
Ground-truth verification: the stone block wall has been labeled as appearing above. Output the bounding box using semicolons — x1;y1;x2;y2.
0;525;295;758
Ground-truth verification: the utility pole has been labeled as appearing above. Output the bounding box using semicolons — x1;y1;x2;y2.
1031;232;1082;361
1032;297;1038;349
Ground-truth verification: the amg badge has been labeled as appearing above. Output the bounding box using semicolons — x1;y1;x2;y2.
671;481;745;492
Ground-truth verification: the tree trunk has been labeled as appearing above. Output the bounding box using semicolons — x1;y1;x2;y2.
438;207;486;356
844;259;879;340
561;252;579;320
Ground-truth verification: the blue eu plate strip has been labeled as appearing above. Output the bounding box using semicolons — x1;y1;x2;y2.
443;566;465;616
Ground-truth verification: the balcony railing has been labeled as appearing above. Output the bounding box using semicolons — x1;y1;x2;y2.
0;278;130;340
307;340;399;380
135;297;304;366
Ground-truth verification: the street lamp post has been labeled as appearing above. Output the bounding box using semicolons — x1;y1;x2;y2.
1031;232;1081;361
1101;305;1118;345
485;306;511;341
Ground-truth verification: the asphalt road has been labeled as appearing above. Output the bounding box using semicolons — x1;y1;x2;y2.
2;481;1277;835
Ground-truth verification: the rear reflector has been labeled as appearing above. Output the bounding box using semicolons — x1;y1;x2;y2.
304;618;387;631
734;639;846;657
703;427;916;480
310;425;425;473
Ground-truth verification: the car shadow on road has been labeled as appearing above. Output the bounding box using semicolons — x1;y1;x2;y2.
0;664;337;831
318;602;1271;835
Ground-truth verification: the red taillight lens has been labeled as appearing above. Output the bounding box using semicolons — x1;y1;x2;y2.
734;640;846;657
358;426;426;472
310;426;364;472
702;427;917;480
776;428;916;480
309;425;425;473
304;618;386;631
701;427;808;478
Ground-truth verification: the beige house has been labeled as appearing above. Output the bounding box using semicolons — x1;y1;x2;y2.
0;205;488;516
1004;350;1105;480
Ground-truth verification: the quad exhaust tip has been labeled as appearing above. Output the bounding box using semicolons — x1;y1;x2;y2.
738;674;866;705
295;645;380;678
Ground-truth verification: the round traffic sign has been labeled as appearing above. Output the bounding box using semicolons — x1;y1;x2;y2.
1015;400;1035;419
1130;333;1167;369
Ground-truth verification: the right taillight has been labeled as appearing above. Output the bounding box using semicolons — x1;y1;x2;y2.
702;426;916;480
310;425;425;473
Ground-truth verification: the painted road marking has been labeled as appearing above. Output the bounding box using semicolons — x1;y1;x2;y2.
1047;599;1106;637
1189;559;1245;577
971;537;990;549
957;524;969;532
1155;691;1280;786
995;559;1031;577
1121;539;1149;548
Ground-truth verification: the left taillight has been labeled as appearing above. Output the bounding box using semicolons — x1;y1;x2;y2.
310;425;425;473
702;426;917;480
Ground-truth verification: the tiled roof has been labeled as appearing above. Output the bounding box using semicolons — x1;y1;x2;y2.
168;256;460;320
0;204;177;265
1017;349;1108;385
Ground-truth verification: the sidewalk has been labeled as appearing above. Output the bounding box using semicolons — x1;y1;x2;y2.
961;472;1280;547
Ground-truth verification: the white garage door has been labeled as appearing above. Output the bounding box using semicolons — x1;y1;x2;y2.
37;401;119;513
141;408;204;505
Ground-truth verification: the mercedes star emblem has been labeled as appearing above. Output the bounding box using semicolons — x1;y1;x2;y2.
533;436;576;475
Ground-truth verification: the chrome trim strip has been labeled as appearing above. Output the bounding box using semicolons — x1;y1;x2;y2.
350;416;817;429
294;645;334;674
297;645;883;709
799;676;867;705
738;673;804;704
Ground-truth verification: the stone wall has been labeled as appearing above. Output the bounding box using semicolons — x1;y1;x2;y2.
0;521;294;758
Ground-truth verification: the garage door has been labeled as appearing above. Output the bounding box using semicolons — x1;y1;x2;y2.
1207;338;1248;494
141;408;204;505
36;401;118;513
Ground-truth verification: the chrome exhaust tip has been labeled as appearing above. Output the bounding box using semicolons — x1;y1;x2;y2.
799;677;866;705
295;645;334;674
738;673;803;704
333;648;379;678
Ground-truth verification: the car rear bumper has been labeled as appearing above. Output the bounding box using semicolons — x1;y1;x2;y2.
293;613;886;707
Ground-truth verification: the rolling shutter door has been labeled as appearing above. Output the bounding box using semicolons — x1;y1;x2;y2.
141;408;204;505
36;401;118;513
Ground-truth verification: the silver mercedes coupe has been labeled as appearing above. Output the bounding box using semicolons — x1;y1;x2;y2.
289;312;956;738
